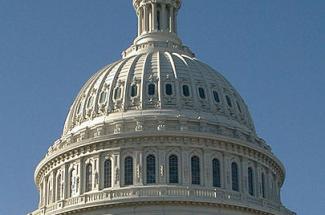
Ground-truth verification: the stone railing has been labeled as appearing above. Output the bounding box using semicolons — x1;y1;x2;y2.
29;186;295;215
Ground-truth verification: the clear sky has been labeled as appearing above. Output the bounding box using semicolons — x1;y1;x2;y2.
0;0;324;214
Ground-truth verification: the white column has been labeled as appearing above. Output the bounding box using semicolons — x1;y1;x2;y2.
161;4;167;31
113;152;120;188
152;3;157;31
144;5;149;32
138;10;142;35
169;6;174;32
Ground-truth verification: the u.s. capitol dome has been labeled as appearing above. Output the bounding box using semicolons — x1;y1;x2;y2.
30;1;295;215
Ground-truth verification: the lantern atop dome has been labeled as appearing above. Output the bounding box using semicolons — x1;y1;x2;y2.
123;0;192;58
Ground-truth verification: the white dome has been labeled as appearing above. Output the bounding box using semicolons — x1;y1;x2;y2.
30;1;295;215
63;50;256;139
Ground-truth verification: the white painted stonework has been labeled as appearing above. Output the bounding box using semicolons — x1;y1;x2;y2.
29;1;295;215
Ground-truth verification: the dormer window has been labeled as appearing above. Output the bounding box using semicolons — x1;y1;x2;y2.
99;91;107;104
198;87;206;99
182;85;190;97
213;91;220;103
236;101;242;113
131;84;138;97
226;95;232;107
114;87;122;100
148;83;155;96
165;83;173;96
87;96;94;108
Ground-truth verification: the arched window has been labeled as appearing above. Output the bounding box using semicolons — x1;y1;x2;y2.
226;95;232;107
124;156;133;185
169;155;178;183
231;162;239;191
99;91;107;104
114;87;121;100
261;173;266;198
104;159;112;188
165;83;173;96
212;159;221;187
198;87;206;99
85;163;92;192
213;91;220;103
131;84;138;97
69;168;77;197
182;85;190;97
191;156;200;185
56;174;61;201
148;83;155;96
146;155;156;184
248;167;254;196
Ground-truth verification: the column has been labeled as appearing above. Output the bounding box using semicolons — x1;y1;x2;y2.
138;10;142;35
161;4;167;31
135;150;143;185
152;3;157;31
223;153;231;190
113;152;121;188
169;6;174;32
158;148;166;184
93;155;100;191
144;5;149;32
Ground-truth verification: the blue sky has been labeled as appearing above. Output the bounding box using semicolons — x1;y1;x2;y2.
0;0;324;214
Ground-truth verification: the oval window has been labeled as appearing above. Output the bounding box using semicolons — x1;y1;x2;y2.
213;91;220;103
182;85;190;97
226;95;232;107
198;87;206;99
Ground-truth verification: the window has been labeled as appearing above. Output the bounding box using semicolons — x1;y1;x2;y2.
261;173;266;198
148;83;155;96
146;155;156;184
236;101;242;113
169;155;178;183
124;156;133;185
131;84;138;97
231;162;239;191
85;163;92;192
212;159;221;187
77;102;82;114
69;168;77;197
165;83;173;96
104;159;112;188
198;87;206;99
191;156;200;185
182;85;190;97
213;91;220;103
226;95;232;107
99;91;107;104
56;174;61;201
87;96;94;108
248;167;254;196
114;87;121;100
